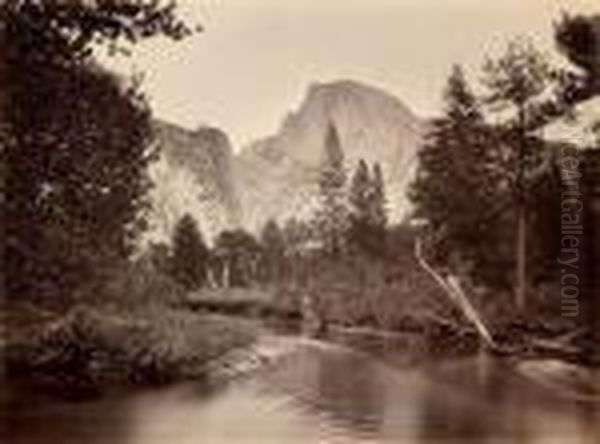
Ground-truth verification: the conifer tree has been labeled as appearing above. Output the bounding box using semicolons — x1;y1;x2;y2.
348;159;371;253
171;214;209;290
316;124;349;256
260;219;286;282
348;160;388;256
482;40;554;310
411;65;498;275
369;163;388;255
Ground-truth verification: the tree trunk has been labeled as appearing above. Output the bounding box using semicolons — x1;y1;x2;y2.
516;205;527;312
222;260;230;288
207;267;217;289
515;103;528;313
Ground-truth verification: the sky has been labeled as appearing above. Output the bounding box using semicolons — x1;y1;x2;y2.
103;0;599;149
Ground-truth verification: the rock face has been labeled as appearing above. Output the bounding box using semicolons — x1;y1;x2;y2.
146;121;241;243
235;80;425;231
145;80;425;241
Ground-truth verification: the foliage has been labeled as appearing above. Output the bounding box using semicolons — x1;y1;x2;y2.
5;60;155;300
482;40;556;307
284;245;453;332
1;0;190;65
6;307;255;389
259;219;286;282
171;214;210;290
371;163;388;230
2;1;190;301
511;13;600;131
482;40;553;112
145;241;172;275
213;229;262;287
348;160;388;256
410;61;564;294
555;14;600;98
315;124;349;257
282;217;315;256
348;160;371;251
411;66;499;275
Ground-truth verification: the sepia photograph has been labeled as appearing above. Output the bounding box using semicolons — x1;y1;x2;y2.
1;1;599;443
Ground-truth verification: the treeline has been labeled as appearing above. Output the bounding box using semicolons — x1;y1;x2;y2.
148;120;445;332
315;125;388;258
410;17;600;331
157;123;397;293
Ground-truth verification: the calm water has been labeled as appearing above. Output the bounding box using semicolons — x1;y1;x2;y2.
3;336;599;444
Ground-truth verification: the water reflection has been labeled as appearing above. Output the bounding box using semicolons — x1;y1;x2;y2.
2;337;599;444
267;345;386;436
1;384;133;444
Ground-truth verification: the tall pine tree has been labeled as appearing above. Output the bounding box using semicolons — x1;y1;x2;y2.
349;159;371;254
171;214;210;290
410;65;499;277
348;160;388;257
370;163;388;255
316;124;349;257
482;40;554;310
260;219;286;282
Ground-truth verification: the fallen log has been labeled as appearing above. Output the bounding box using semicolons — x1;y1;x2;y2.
414;237;496;350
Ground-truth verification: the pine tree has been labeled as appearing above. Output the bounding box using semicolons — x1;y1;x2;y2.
260;219;286;282
171;214;210;290
316;124;349;256
482;40;554;310
369;163;388;255
410;65;498;275
348;159;371;253
348;160;388;257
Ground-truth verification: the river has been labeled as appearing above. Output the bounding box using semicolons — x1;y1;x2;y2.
2;334;599;444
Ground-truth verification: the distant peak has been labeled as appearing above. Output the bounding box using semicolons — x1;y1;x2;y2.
194;125;228;138
304;79;416;117
194;126;234;152
308;79;393;97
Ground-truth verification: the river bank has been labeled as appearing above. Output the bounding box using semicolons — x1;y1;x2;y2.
4;332;600;444
2;304;257;394
183;289;600;368
3;291;599;398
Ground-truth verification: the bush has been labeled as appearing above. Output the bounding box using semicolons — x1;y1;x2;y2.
283;254;454;331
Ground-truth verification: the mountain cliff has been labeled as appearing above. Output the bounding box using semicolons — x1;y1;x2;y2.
236;80;425;230
146;121;241;243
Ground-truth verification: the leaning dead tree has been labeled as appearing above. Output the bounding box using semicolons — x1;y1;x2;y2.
415;235;591;359
414;237;496;349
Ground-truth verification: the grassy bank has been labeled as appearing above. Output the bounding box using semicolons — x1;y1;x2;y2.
3;304;256;393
